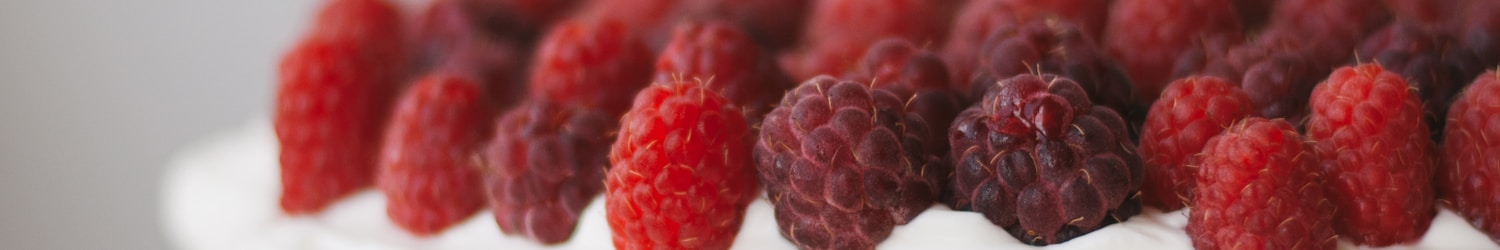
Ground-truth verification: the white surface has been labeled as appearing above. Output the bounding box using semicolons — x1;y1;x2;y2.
0;0;312;249
162;120;1500;249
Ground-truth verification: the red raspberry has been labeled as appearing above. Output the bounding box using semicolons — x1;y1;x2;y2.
942;0;1110;82
1461;1;1500;67
674;0;812;50
462;0;582;39
1440;70;1500;244
275;33;402;214
1137;76;1255;211
948;74;1143;245
377;73;496;236
1267;0;1390;50
965;20;1139;125
1381;0;1455;27
654;20;796;125
1186;118;1337;250
1356;22;1484;140
780;0;952;81
843;39;966;146
482;100;615;244
1104;0;1242;105
606;81;758;249
1306;64;1438;246
415;0;528;109
1174;30;1335;121
527;19;654;115
309;0;405;64
754;77;948;249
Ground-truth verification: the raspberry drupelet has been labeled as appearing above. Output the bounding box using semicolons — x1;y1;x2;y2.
606;81;759;250
1137;76;1255;211
482;100;615;244
755;77;948;249
948;74;1143;245
1305;64;1438;246
1440;70;1500;244
965;20;1138;126
1187;118;1336;250
377;73;496;236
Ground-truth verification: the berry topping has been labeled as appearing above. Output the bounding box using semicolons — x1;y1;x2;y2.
1306;64;1438;246
654;20;795;124
755;77;948;249
948;74;1142;245
482;100;615;244
377;73;496;236
1137;76;1255;210
606;81;759;249
1439;70;1500;244
1104;0;1242;104
1186;118;1336;250
527;19;654;115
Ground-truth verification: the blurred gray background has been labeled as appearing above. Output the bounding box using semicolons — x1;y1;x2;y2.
0;0;310;248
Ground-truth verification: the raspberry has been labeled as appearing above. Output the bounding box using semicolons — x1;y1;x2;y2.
780;0;951;81
674;0;812;50
1381;0;1455;26
1267;0;1390;50
415;0;528;109
843;38;967;146
941;0;1111;81
1306;64;1438;246
1186;118;1336;250
527;19;655;115
482;100;615;244
754;77;948;249
1461;1;1500;67
966;20;1139;126
462;0;581;39
1231;0;1275;29
948;74;1143;245
1104;0;1242;104
1136;76;1255;211
275;38;401;214
654;21;796;125
1439;70;1500;244
309;0;405;64
1356;22;1484;140
606;81;758;249
376;73;496;236
1176;31;1333;121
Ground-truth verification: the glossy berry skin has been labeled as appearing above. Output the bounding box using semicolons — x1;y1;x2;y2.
528;19;655;115
780;0;950;81
377;74;495;236
1440;70;1500;244
1104;0;1242;105
755;77;947;250
1306;64;1437;246
1187;118;1336;250
1137;76;1254;211
654;21;795;125
606;81;758;250
966;20;1137;125
948;74;1143;245
276;37;401;214
483;100;615;244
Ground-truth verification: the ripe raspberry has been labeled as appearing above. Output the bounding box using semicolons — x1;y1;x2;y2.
414;1;527;109
275;37;400;214
309;0;405;65
462;0;581;39
1306;64;1438;246
1461;1;1500;67
1439;70;1500;244
1356;22;1484;140
654;21;796;125
966;20;1138;125
1381;0;1455;26
377;73;495;236
780;0;951;81
1267;0;1390;50
754;77;948;249
1104;0;1242;104
948;74;1143;245
576;0;811;50
1137;76;1255;211
1231;0;1275;29
606;81;758;249
482;100;615;244
527;19;654;115
1174;31;1334;121
1186;118;1336;250
941;0;1111;80
843;38;967;145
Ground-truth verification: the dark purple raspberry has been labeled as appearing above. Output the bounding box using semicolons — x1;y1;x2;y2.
1460;1;1500;68
844;39;967;153
1174;30;1336;121
1357;22;1484;140
969;20;1140;133
755;77;948;249
948;74;1143;245
482;100;615;244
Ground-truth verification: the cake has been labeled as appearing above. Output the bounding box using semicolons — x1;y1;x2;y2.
160;119;1500;249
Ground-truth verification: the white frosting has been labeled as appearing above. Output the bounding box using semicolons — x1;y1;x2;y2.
162;119;1500;250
